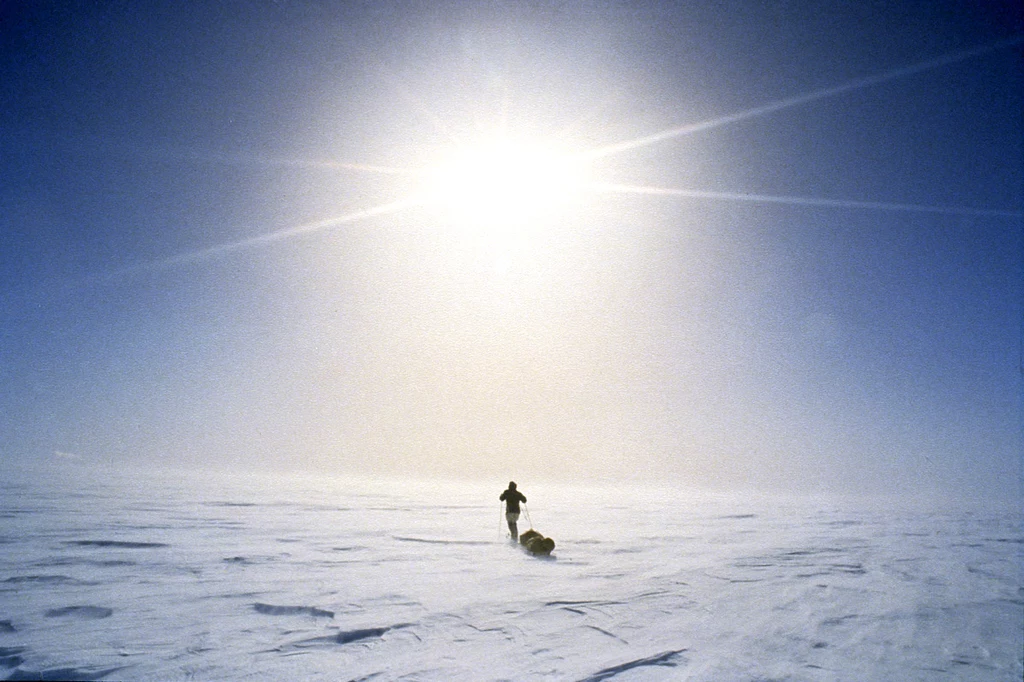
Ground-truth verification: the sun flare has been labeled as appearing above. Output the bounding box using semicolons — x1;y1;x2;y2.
420;135;590;229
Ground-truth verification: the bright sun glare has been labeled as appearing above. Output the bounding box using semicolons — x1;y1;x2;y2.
421;135;590;229
144;39;1021;274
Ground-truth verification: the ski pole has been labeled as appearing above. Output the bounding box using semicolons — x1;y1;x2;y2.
523;503;532;530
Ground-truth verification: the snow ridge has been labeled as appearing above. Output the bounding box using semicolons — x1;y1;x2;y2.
577;648;688;681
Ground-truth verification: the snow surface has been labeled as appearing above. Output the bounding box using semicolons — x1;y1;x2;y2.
0;469;1020;681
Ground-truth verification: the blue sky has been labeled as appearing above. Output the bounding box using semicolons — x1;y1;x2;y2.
1;1;1021;502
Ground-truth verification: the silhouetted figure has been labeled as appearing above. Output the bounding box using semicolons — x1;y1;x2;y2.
499;481;527;541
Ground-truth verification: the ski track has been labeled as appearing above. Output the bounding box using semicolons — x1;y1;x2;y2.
0;472;1020;681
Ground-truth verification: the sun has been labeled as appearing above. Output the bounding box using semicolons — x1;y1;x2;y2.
420;134;590;230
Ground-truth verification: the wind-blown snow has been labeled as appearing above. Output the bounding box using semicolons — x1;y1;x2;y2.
0;470;1020;681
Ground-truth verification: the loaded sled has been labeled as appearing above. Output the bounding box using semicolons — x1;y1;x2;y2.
519;528;555;555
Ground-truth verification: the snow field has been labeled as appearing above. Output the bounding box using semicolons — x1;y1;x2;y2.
0;472;1020;680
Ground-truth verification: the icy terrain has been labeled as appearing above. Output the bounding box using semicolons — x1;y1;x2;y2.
0;469;1020;681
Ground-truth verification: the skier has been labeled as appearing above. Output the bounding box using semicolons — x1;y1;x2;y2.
499;481;527;541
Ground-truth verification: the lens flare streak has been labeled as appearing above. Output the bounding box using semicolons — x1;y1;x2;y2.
591;182;1024;219
109;198;413;276
587;37;1024;160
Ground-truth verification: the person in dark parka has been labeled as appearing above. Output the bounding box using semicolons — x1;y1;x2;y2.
499;481;527;540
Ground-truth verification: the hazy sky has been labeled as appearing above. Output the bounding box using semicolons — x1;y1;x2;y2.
2;1;1021;501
